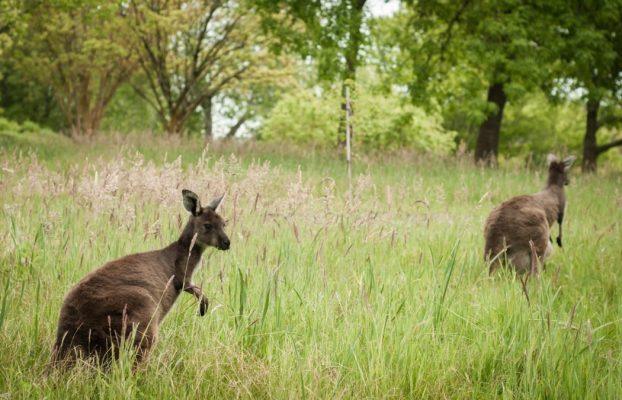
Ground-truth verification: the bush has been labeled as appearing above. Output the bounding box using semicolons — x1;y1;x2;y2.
0;117;21;133
260;87;457;155
0;117;55;136
354;92;457;153
259;89;341;145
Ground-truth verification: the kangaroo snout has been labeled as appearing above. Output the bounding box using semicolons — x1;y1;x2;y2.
219;236;231;250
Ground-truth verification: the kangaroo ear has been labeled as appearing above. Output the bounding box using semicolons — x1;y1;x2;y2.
563;155;576;171
207;193;225;211
182;189;201;216
546;153;558;166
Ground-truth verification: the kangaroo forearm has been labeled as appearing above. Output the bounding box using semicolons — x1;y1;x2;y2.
184;283;202;299
184;283;209;316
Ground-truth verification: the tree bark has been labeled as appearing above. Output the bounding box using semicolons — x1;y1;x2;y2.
581;98;622;172
66;106;104;137
202;95;213;141
582;98;600;173
475;82;507;166
166;115;184;136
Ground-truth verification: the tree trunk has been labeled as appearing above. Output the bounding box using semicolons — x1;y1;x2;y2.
475;82;507;166
166;115;184;136
582;98;600;173
86;103;105;136
337;0;366;147
68;77;104;137
202;95;213;141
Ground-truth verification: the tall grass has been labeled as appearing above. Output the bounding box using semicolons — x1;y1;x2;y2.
0;139;620;399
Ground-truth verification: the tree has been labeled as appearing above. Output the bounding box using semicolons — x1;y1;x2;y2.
127;0;268;136
18;1;135;136
553;0;622;172
256;0;368;144
405;0;559;165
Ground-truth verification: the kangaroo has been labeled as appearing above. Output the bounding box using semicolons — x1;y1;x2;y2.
51;189;230;366
484;154;576;274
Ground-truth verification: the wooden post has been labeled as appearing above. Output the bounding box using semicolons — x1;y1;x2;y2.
345;86;353;199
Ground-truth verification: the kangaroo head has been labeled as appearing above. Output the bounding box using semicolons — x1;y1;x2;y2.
546;154;576;187
182;189;230;250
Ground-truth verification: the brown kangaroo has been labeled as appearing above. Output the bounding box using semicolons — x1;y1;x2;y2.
51;189;230;366
484;154;575;274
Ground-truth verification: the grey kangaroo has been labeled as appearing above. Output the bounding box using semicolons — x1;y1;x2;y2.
52;189;230;366
484;154;575;274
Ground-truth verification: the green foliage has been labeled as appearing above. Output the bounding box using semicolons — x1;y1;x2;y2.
260;88;341;145
353;88;457;153
551;0;622;101
256;0;369;82
0;117;54;136
0;117;21;134
100;85;162;134
260;83;456;154
406;0;558;95
0;117;73;160
0;62;65;130
0;0;24;61
501;93;585;160
0;0;28;115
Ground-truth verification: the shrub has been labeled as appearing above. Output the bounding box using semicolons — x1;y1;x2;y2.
260;87;457;155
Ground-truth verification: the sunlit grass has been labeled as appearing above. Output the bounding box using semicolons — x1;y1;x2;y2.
0;137;620;398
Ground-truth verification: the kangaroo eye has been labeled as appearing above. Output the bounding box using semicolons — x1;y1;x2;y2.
204;223;213;230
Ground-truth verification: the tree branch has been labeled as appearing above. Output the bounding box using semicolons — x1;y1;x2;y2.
597;138;622;155
210;63;251;95
179;63;250;124
598;114;622;127
135;54;168;118
196;14;243;73
171;14;244;117
225;112;251;139
191;3;220;77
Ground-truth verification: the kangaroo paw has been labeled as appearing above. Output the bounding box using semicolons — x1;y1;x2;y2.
198;297;209;316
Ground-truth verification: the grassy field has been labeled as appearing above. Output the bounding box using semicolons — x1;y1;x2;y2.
0;133;621;399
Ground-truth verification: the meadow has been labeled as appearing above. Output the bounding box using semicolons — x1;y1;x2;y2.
0;133;621;399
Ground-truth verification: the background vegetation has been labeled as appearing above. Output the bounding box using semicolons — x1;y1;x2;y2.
1;0;622;170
